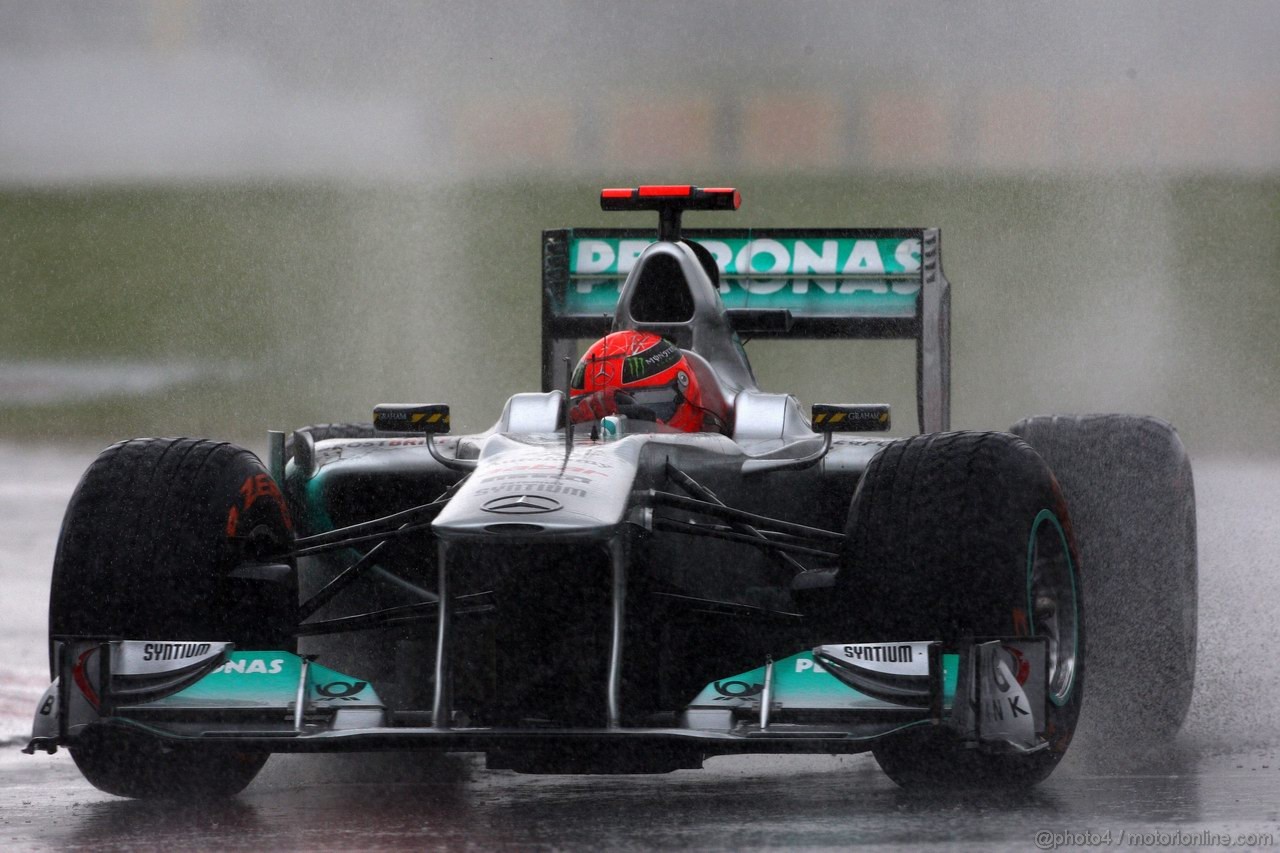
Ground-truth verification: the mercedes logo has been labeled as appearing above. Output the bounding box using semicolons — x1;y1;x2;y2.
480;495;563;514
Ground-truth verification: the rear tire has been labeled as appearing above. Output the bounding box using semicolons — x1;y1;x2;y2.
49;437;296;799
284;422;375;461
284;422;376;528
836;431;1085;789
1011;414;1196;744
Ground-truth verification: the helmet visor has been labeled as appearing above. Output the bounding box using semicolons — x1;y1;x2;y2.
625;385;683;422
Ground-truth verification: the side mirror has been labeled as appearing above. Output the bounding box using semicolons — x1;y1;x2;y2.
811;404;891;433
373;404;451;434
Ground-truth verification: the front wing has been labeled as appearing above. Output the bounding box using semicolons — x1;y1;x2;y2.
27;637;1050;763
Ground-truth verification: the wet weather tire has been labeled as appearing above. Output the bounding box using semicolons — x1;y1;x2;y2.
70;728;269;801
49;437;297;799
836;431;1085;789
1011;414;1196;745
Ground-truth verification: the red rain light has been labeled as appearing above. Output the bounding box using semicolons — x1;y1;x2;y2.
638;185;693;197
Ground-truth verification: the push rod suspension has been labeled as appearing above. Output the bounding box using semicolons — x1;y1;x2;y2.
652;517;839;560
294;592;495;637
665;463;809;575
293;477;470;620
292;519;437;558
298;538;397;622
290;498;449;553
641;489;846;545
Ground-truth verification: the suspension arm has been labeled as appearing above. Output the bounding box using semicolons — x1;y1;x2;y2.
288;498;449;553
652;517;840;560
639;490;846;545
665;462;809;576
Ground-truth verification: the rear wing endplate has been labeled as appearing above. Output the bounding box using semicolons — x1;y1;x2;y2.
542;228;951;433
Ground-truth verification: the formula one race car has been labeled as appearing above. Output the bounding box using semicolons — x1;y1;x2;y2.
27;186;1198;797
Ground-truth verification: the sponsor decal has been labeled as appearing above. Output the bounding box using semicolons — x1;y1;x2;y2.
141;642;211;662
690;650;961;713
814;642;932;677
482;472;592;484
621;342;681;382
72;648;100;709
986;657;1031;721
473;482;586;499
316;680;368;701
812;644;934;708
313;437;428;467
375;409;448;428
226;473;292;536
484;463;606;477
562;238;924;320
712;680;764;701
1003;644;1032;686
480;495;563;515
571;237;922;277
112;640;230;678
239;474;283;513
844;644;913;664
973;641;1043;748
214;657;286;675
339;439;428;449
793;658;829;673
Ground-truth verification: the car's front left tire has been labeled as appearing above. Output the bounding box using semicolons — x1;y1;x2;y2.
834;431;1085;789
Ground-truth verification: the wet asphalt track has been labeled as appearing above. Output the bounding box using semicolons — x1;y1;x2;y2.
2;442;1279;851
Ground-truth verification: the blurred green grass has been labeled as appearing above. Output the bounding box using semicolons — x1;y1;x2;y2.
2;176;1276;452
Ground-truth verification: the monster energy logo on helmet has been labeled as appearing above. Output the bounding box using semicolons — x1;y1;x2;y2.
623;339;680;382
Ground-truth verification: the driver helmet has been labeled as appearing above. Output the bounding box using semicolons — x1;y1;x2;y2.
570;331;705;432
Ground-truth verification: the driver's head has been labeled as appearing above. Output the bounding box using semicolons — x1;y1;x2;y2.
571;331;705;432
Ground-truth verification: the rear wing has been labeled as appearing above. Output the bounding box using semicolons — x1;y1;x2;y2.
542;228;951;433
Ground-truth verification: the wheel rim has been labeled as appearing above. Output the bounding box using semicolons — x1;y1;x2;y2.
1026;509;1079;706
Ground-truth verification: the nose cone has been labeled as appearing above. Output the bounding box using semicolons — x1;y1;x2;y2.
431;436;644;541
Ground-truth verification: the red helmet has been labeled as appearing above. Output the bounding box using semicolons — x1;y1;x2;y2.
570;331;705;432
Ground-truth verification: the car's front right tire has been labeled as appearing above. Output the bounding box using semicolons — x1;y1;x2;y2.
49;437;295;798
70;727;269;800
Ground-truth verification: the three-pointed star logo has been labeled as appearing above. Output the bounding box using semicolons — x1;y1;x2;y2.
480;495;563;514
